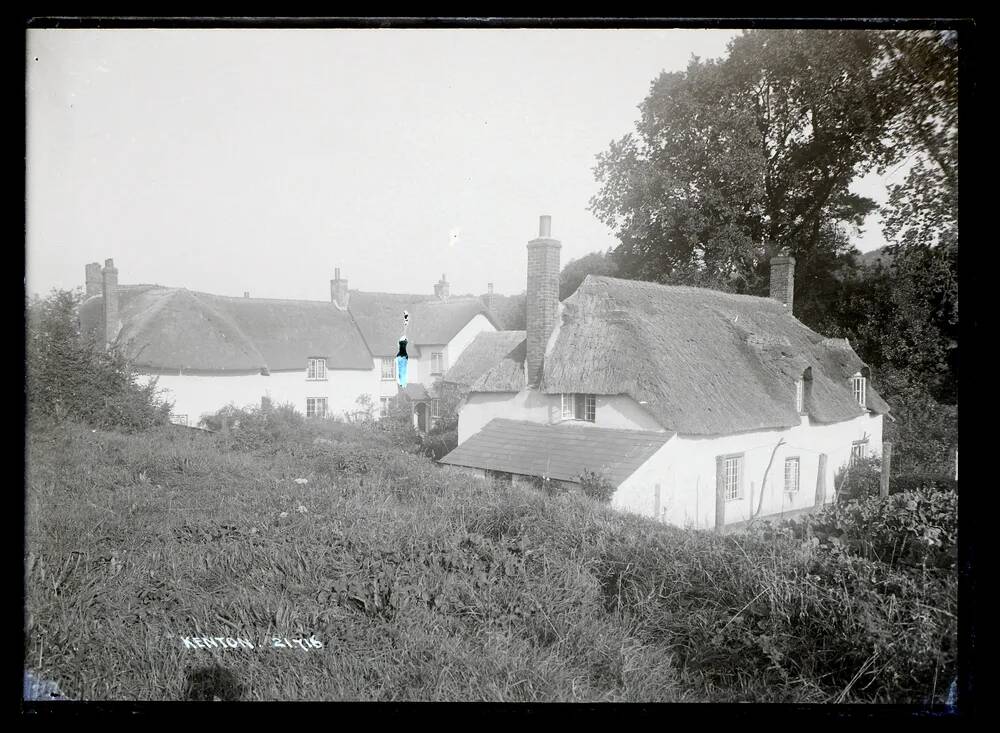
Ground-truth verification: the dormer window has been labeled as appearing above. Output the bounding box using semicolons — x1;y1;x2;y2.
560;393;596;423
307;358;327;381
852;372;866;408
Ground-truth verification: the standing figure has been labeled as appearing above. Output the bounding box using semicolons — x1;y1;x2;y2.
396;310;409;388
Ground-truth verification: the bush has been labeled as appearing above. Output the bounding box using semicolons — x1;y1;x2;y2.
578;470;615;503
834;455;882;502
26;289;172;432
780;486;958;572
892;472;957;495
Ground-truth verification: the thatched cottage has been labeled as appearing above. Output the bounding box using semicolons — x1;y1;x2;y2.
440;216;889;530
78;262;499;428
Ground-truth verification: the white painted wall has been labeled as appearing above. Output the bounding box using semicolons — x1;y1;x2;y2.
614;413;884;529
458;390;667;444
140;368;380;425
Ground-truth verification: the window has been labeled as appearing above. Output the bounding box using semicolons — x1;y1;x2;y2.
852;373;866;408
170;414;188;427
306;397;328;418
307;358;327;381
560;393;596;422
784;457;800;493
379;397;390;418
380;357;395;381
723;455;744;501
431;352;445;375
851;440;868;465
795;379;804;414
432;399;440;418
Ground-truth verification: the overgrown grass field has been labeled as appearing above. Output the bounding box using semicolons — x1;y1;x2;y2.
25;418;956;703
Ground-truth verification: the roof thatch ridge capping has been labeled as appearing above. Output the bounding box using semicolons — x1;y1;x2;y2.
538;275;888;436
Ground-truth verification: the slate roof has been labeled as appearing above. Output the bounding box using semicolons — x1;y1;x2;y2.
438;418;674;487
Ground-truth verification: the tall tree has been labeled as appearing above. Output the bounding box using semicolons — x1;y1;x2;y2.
590;30;908;322
559;249;619;300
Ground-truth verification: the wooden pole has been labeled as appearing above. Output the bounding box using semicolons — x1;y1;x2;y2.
815;453;828;508
653;483;661;522
880;442;893;498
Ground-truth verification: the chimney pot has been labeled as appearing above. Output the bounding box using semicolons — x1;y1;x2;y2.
539;215;552;238
335;267;340;280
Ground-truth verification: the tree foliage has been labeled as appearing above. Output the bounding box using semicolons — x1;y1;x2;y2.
26;288;172;431
559;249;619;300
590;30;905;315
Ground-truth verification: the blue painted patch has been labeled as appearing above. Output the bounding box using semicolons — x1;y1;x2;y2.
396;356;408;388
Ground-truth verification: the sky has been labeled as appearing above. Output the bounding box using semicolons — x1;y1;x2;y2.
26;28;900;302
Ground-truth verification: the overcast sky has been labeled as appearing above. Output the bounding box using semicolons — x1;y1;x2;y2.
26;28;900;301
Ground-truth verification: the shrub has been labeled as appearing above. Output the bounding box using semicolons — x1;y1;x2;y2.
26;288;172;432
781;486;958;572
578;470;615;503
892;472;957;495
834;455;882;502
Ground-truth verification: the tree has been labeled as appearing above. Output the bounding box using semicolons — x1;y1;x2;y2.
27;288;172;431
590;30;910;319
559;249;619;300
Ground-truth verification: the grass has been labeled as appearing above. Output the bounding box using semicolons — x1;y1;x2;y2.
24;418;956;703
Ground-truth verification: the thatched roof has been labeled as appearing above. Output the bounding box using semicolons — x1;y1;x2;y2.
439;418;674;486
443;330;526;386
468;339;526;393
348;292;500;356
536;276;889;436
80;286;372;372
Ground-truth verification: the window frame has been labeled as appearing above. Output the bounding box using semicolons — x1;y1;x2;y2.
379;396;390;419
170;414;189;427
560;393;596;422
721;453;744;502
380;357;396;381
851;440;868;465
784;457;800;493
430;352;445;376
431;399;440;418
306;357;328;381
852;373;867;408
306;397;328;418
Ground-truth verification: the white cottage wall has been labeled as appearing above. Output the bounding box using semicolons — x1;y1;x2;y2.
140;368;380;425
614;413;883;529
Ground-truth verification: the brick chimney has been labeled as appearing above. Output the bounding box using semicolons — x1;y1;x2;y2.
487;282;494;312
85;262;102;297
243;291;250;299
526;215;560;388
769;252;795;312
101;258;119;346
434;273;450;301
330;267;350;310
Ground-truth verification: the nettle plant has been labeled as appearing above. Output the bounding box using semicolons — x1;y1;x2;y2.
578;469;615;503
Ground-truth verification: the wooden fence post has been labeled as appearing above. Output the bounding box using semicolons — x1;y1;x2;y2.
880;442;893;498
815;453;828;508
653;483;661;522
